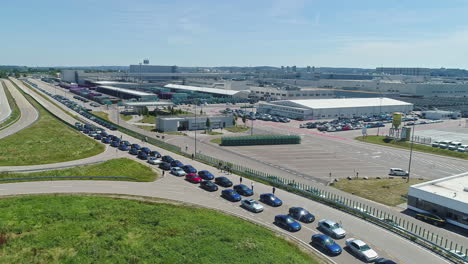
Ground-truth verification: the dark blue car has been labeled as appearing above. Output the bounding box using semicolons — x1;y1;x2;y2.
233;184;253;196
311;234;342;256
131;144;141;150
162;155;174;163
171;160;184;168
214;176;233;187
150;151;161;158
259;193;283;207
374;258;398;264
101;137;112;144
182;165;197;174
94;134;102;140
198;170;214;180
221;189;241;202
274;215;301;232
110;141;120;147
141;147;151;154
288;207;315;223
118;144;129;151
137;151;148;160
128;148;139;155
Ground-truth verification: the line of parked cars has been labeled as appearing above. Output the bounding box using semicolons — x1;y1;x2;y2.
222;108;291;123
431;140;468;153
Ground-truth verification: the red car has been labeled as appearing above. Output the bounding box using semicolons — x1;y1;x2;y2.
185;174;203;183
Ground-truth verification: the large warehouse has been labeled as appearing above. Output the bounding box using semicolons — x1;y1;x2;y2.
257;98;413;120
408;172;468;230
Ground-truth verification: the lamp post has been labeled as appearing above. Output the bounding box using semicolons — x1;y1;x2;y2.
194;101;198;156
407;121;416;183
376;87;383;136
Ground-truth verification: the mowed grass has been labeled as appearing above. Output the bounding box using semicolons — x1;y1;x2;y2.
0;158;157;183
0;93;105;166
210;138;222;145
120;114;133;121
137;125;156;132
356;135;468;160
225;125;250;133
0;196;318;264
332;178;426;206
91;111;111;122
140;115;156;124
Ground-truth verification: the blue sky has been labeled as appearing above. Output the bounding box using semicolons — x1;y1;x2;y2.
1;0;468;68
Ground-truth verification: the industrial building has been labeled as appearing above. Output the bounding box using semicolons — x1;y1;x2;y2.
164;84;250;98
376;67;431;76
156;115;234;132
96;86;157;100
249;86;334;101
129;65;177;73
421;110;461;120
408;172;468;230
257;98;413;120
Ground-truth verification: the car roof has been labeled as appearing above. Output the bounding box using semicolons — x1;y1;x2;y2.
321;219;336;225
261;193;273;196
351;239;366;246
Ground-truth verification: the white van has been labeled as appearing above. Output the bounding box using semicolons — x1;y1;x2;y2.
389;168;409;176
448;142;462;151
457;145;468;153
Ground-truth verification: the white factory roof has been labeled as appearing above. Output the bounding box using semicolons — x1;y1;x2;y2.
99;86;154;96
94;81;135;85
164;84;247;96
409;172;468;213
276;98;412;109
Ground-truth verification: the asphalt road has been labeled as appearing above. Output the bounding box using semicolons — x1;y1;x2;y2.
0;79;12;124
0;79;39;139
23;79;465;263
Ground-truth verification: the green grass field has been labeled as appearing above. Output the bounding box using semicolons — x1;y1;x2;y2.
225;125;250;133
140;115;156;124
210;138;222;144
332;177;426;206
137;125;156;132
207;131;223;135
0;93;105;166
0;158;157;183
91;111;111;122
356;136;468;160
0;81;21;130
0;196;318;264
120;114;133;121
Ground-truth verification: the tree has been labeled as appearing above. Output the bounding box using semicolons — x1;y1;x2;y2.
242;115;247;125
232;116;236;126
206;118;211;131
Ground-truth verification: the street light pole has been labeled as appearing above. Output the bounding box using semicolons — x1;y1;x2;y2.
407;121;416;183
194;102;197;157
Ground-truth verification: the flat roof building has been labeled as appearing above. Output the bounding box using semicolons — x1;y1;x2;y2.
257;98;413;120
97;86;157;100
164;84;250;98
408;172;468;230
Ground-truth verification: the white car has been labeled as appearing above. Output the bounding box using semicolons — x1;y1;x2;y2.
170;167;186;176
147;157;162;165
389;168;409;176
345;238;379;262
318;219;346;239
457;145;468;153
241;199;264;213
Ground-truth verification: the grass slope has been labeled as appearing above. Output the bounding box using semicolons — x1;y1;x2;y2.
225;125;250;133
0;93;105;166
0;158;157;183
356;136;468;160
332;178;425;206
91;111;111;122
0;196;318;264
0;81;21;130
120;114;133;121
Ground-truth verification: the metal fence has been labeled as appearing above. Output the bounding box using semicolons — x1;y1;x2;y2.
194;152;467;264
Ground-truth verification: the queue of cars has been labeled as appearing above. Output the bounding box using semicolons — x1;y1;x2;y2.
431;140;468;153
222;108;291;123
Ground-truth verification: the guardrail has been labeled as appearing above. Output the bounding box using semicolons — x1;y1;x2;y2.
194;152;467;264
0;176;138;182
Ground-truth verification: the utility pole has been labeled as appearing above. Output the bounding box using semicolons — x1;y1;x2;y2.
194;101;197;157
407;121;416;183
376;87;383;136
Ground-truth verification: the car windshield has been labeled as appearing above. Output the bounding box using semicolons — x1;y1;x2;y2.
360;244;371;251
299;210;309;215
331;223;341;229
285;217;295;224
323;238;335;246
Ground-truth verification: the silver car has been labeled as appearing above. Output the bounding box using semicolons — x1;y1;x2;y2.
170;167;186;176
241;199;264;213
318;219;346;239
345;238;379;262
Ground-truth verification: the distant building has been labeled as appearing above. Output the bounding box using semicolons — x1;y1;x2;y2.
408;172;468;230
156;115;234;132
249;86;334;101
129;65;177;73
376;67;431;76
422;110;461;120
257;98;413;120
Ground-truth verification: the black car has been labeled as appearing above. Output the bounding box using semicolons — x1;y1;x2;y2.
128;148;139;155
162;155;174;163
121;140;130;146
200;180;219;192
94;134;102;140
150;151;161;158
214;176;233;187
118;144;129;151
101;131;109;137
101;137;112;144
131;144;141;150
233;184;253;196
415;212;446;226
375;258;398;264
137;151;148;160
159;162;171;170
288;207;315;223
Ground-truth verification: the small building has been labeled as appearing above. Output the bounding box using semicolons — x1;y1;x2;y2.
422;110;461;120
156;115;234;132
257;98;413;120
164;84;250;99
408;172;468;230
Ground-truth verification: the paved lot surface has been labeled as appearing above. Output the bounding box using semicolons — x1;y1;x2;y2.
26;79;467;263
0;79;39;139
0;79;12;123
